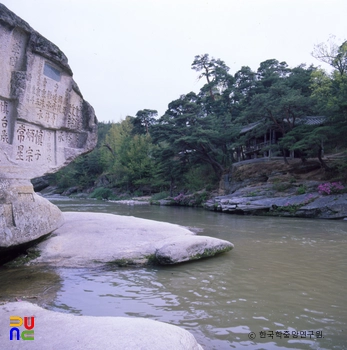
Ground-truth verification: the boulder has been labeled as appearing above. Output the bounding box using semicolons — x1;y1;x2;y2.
0;4;97;248
0;301;203;350
155;235;233;265
27;212;233;267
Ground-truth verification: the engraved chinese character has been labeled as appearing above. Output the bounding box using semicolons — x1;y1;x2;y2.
26;128;35;143
0;101;9;114
35;149;41;160
45;112;51;123
57;95;63;113
67;114;76;128
1;130;9;143
35;97;42;108
34;130;44;145
2;116;8;128
17;124;26;143
26;147;34;162
9;56;17;67
37;109;44;120
16;145;24;160
46;99;52;110
58;131;64;142
51;113;57;125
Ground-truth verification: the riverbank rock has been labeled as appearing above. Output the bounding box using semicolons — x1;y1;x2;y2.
297;194;347;219
26;212;233;267
0;301;203;350
0;4;97;249
212;158;347;219
206;188;347;219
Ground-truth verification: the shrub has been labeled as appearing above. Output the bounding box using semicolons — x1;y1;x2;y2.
193;191;209;206
296;185;307;195
273;182;292;192
318;182;345;195
245;191;258;197
151;191;170;200
90;187;113;200
173;193;185;203
172;191;209;207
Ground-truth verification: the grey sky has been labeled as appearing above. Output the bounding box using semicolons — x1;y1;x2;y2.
2;0;346;122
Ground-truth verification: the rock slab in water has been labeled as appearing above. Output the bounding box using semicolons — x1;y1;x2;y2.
28;212;233;267
0;4;97;248
0;301;203;350
155;235;233;264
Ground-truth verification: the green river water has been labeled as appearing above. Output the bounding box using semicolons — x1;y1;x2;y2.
0;197;346;349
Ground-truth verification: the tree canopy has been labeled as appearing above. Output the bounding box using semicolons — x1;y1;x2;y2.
53;37;347;197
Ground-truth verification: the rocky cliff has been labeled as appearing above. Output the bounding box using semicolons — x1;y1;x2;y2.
0;4;97;248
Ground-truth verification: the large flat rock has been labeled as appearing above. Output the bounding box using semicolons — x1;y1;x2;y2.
0;301;203;350
29;212;233;267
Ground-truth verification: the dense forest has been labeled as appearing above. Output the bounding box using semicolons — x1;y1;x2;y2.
52;37;347;200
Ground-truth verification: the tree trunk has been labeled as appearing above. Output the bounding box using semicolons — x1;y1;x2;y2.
204;65;215;100
317;145;330;170
282;147;289;165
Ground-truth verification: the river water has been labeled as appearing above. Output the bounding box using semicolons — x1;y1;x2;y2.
1;197;346;349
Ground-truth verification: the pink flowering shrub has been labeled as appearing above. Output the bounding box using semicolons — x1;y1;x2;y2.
318;182;345;195
173;193;185;202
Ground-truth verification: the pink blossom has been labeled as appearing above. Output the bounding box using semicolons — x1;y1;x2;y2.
318;182;345;195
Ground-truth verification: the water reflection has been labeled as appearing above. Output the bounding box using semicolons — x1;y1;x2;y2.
0;266;61;306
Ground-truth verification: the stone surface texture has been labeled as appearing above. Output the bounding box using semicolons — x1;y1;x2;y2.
155;235;233;264
0;301;204;350
28;212;233;267
205;188;347;219
0;4;97;247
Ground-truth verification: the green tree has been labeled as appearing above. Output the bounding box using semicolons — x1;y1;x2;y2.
281;124;334;169
123;133;156;187
310;69;347;150
232;66;257;108
103;117;157;192
191;53;230;100
256;59;290;92
152;143;185;196
132;109;158;135
312;35;347;76
241;63;315;163
52;121;111;190
152;91;238;179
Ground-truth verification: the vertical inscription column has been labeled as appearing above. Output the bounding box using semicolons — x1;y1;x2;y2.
0;100;10;144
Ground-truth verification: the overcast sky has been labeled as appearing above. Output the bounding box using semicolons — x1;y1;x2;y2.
2;0;346;122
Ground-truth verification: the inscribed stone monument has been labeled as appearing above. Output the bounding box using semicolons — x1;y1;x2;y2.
0;4;97;248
